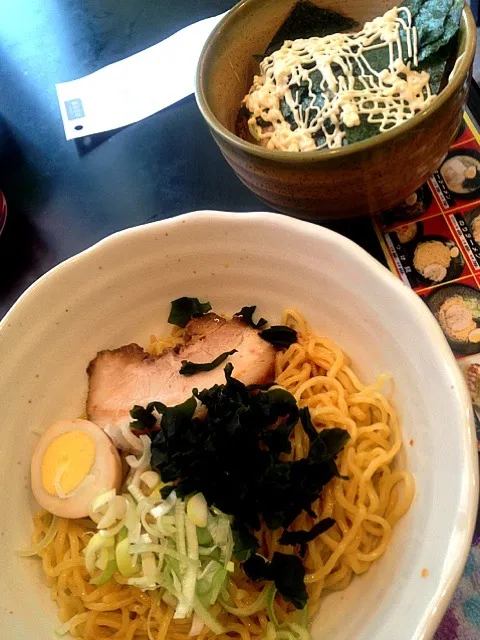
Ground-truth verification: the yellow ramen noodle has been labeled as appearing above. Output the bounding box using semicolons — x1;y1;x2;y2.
30;309;414;639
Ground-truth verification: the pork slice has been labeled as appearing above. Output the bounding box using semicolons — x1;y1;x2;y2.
86;314;275;429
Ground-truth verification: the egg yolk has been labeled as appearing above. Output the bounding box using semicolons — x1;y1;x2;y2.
41;431;96;496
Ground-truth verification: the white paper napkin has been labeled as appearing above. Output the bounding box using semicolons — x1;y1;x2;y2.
55;12;226;140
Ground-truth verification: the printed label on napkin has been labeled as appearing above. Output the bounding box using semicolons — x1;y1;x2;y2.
55;12;226;140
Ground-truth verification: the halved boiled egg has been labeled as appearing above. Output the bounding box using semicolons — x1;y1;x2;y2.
31;419;122;518
465;165;477;180
405;192;418;206
468;328;480;344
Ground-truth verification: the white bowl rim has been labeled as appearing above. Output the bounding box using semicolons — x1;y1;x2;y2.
0;209;478;639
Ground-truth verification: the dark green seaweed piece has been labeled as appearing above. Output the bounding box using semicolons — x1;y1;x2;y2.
259;326;297;347
264;1;358;57
462;174;480;192
232;525;259;561
168;297;212;328
418;43;456;94
130;404;159;431
414;0;454;48
279;517;335;556
419;0;463;61
179;349;237;376
344;115;386;147
145;364;349;607
233;306;268;329
243;552;308;610
151;363;348;531
403;0;424;18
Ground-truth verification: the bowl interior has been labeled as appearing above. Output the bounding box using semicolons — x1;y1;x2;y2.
0;212;476;640
198;0;473;153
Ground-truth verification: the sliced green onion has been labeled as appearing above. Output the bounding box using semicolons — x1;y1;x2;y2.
175;499;187;581
95;546;110;570
208;566;227;606
162;591;177;608
90;549;117;586
140;470;161;490
283;622;310;640
164;547;200;567
117;527;128;542
175;514;199;618
140;508;162;540
187;493;208;528
116;536;139;577
128;551;157;589
18;514;59;557
129;543;165;555
220;583;270;616
97;495;127;529
196;563;218;597
266;584;279;629
266;623;277;640
67;470;232;620
126;435;151;486
90;489;116;517
196;527;213;546
84;532;114;575
158;573;183;601
198;545;219;556
128;483;145;503
193;596;225;635
150;491;176;519
99;517;126;538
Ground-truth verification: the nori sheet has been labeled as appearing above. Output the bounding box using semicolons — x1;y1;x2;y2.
264;1;358;57
419;0;463;61
241;0;463;149
415;0;455;48
403;0;424;17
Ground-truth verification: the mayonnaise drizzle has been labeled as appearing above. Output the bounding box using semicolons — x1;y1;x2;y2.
243;7;435;152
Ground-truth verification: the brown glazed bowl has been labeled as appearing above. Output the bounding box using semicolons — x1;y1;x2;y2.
196;0;476;220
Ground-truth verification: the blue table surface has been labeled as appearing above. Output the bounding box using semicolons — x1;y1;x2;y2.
0;0;387;319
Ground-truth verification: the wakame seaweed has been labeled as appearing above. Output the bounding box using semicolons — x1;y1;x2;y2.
244;552;308;609
259;325;297;348
179;349;237;376
140;364;349;606
234;305;268;329
278;517;335;556
168;297;212;328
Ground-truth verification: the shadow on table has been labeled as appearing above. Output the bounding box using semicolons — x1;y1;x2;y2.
74;125;128;156
0;116;50;309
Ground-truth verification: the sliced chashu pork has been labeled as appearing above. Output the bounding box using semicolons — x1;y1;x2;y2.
86;313;275;430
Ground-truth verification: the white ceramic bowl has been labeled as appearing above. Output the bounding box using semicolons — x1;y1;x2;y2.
0;211;477;640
